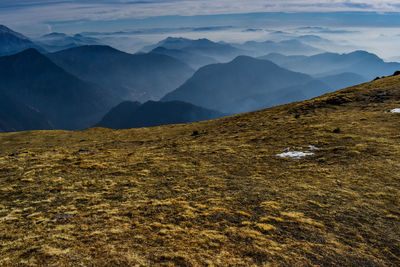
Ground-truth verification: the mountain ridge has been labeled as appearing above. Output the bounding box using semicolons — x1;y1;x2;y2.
95;100;225;129
142;37;245;62
261;50;400;79
36;32;102;52
0;25;46;56
49;45;194;102
162;55;331;113
0;90;53;132
0;48;115;129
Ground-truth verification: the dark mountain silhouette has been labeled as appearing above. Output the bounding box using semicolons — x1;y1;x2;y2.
95;100;224;129
234;39;322;57
142;37;244;62
49;45;194;102
36;32;102;52
0;91;53;132
0;48;115;130
162;56;331;114
150;46;218;69
0;25;45;56
260;51;400;79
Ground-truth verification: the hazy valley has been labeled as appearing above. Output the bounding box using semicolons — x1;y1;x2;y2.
1;24;400;132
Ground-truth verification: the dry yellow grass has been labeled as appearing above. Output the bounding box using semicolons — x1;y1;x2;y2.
1;76;400;266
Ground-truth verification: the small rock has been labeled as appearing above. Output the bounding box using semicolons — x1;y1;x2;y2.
73;149;99;155
191;130;199;136
52;213;75;220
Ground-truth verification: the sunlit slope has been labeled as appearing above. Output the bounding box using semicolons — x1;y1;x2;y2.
0;75;399;266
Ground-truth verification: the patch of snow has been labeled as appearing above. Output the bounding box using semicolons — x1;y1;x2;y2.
390;108;400;113
308;145;320;151
276;151;314;159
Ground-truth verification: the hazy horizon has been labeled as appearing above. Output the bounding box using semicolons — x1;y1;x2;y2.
1;0;400;60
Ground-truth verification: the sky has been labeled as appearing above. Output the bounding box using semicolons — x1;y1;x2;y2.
2;0;400;34
1;0;400;59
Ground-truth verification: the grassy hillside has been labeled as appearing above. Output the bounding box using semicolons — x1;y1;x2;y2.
1;75;400;266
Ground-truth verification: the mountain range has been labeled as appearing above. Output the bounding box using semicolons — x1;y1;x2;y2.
49;45;194;102
0;25;45;56
35;32;102;52
150;46;218;69
1;26;399;133
162;56;331;113
0;48;114;130
142;37;244;62
261;51;400;80
0;91;52;132
234;39;322;57
95;100;224;129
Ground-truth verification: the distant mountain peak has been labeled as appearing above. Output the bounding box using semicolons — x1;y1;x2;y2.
0;48;115;130
0;25;46;56
230;55;258;64
165;37;187;41
230;55;276;67
5;48;68;74
17;47;42;56
0;25;29;40
0;25;11;32
42;32;68;38
36;32;102;53
347;50;379;58
162;55;324;114
56;44;123;54
48;44;194;102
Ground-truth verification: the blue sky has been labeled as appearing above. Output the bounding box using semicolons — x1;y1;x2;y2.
1;0;400;35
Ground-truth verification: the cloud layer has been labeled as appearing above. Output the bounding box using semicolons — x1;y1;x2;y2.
1;0;400;35
1;0;400;23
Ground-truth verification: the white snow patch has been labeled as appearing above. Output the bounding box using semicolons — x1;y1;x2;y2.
276;151;314;159
308;145;320;151
390;108;400;113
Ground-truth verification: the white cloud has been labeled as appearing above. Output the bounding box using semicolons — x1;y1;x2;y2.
1;0;400;24
1;0;400;36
